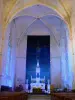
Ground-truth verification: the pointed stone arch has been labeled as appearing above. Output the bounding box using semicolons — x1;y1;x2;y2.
4;0;70;32
1;0;74;89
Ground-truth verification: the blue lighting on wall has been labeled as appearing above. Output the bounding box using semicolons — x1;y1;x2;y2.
26;36;50;91
6;47;11;76
6;46;12;87
2;45;13;87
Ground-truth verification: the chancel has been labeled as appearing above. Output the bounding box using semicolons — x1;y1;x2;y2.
0;0;75;100
26;36;50;93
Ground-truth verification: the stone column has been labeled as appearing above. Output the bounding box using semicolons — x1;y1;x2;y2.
60;22;68;88
65;25;73;89
71;6;75;89
0;0;3;88
9;20;17;89
1;23;11;86
60;38;67;88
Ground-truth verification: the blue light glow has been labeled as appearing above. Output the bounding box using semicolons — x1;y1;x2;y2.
6;47;11;76
1;45;13;87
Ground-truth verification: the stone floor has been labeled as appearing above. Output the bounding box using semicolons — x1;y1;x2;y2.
28;94;51;100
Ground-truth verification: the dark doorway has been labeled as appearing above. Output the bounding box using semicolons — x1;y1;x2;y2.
26;36;50;93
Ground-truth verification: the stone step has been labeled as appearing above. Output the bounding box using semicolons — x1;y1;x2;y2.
28;95;51;100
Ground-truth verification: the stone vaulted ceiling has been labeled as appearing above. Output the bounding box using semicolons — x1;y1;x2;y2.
2;0;72;32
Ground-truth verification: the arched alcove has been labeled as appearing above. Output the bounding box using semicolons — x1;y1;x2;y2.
1;4;73;90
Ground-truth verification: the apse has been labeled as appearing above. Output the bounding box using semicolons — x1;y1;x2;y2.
26;36;50;93
1;4;73;90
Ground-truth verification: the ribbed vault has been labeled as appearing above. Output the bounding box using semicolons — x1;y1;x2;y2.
3;0;72;32
0;0;74;89
1;4;72;89
8;4;67;46
1;0;72;55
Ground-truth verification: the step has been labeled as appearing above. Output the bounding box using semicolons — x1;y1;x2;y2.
28;94;51;100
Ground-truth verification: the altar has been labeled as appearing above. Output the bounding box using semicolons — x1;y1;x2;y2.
26;36;50;94
25;59;50;93
30;82;45;90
